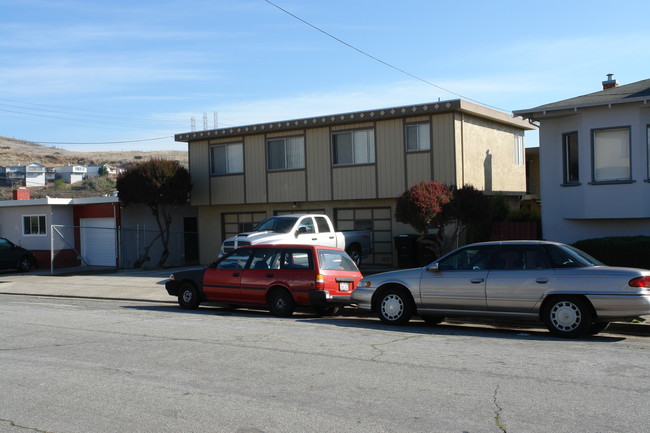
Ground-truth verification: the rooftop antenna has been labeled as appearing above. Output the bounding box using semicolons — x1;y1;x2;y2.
213;112;218;129
191;116;196;132
203;113;208;130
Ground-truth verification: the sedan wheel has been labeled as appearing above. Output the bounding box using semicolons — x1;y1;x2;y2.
178;283;200;310
17;256;33;272
544;297;593;338
377;288;413;325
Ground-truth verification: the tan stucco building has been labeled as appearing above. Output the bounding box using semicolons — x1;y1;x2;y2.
176;99;535;266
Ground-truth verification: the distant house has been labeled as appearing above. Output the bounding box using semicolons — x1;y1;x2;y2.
0;190;198;270
25;163;46;187
0;166;25;187
55;165;87;184
514;75;650;243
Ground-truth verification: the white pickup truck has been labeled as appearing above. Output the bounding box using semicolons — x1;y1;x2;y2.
221;214;372;265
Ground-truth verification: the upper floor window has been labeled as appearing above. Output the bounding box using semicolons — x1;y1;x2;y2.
563;132;579;184
23;215;46;236
332;129;375;166
210;142;243;175
405;122;430;151
592;127;630;182
514;132;524;166
267;137;305;171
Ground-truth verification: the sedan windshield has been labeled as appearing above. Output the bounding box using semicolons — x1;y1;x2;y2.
252;217;298;233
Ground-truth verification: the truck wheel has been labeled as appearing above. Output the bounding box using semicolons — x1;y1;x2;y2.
178;283;200;310
268;289;295;317
346;245;362;267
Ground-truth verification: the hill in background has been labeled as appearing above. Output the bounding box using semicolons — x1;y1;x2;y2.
0;136;188;200
0;136;188;167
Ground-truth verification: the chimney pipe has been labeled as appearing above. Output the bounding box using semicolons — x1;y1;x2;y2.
602;73;618;90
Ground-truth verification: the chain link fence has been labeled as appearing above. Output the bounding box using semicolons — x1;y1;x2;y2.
50;224;199;274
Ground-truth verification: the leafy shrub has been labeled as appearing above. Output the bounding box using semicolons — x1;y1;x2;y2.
573;236;650;269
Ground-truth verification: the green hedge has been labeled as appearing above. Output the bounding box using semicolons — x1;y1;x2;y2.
573;236;650;270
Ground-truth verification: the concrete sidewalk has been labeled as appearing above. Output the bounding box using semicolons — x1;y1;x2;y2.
1;267;648;336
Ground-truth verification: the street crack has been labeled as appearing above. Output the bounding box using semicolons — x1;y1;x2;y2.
493;385;508;432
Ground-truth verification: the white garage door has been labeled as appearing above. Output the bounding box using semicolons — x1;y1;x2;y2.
80;218;116;266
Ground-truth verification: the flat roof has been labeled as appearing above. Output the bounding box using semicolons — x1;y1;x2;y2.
176;98;535;142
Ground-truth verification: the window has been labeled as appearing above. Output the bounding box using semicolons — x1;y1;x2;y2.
267;137;305;171
280;248;313;270
514;132;524;166
592;127;631;182
405;123;430;151
332;129;375;165
647;125;650;179
23;215;46;236
210;142;243;175
437;245;497;271
492;245;548;270
315;216;331;233
217;248;252;269
563;132;579;184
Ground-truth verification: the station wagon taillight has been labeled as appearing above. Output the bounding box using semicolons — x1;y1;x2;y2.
628;276;650;287
315;274;325;290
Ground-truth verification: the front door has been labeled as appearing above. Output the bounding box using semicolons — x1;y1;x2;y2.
419;245;497;311
203;248;253;302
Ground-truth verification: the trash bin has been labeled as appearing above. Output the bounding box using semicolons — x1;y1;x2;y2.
394;234;419;268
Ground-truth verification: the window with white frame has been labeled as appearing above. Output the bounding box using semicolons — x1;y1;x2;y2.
267;137;305;171
563;132;579;184
405;122;430;151
23;215;46;236
592;127;631;182
332;129;375;166
210;142;243;175
514;132;524;166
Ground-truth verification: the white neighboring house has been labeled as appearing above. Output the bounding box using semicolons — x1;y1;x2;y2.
514;75;650;243
55;165;87;184
86;164;116;178
25;163;46;187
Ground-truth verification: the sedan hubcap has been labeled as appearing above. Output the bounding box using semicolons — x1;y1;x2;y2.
182;290;193;303
381;294;403;320
551;301;581;331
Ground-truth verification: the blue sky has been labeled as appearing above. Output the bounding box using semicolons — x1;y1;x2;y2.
1;0;649;152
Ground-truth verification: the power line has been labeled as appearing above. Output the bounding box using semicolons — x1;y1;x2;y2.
264;0;506;112
33;136;174;145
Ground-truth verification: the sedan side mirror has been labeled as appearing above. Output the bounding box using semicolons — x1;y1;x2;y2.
426;262;440;272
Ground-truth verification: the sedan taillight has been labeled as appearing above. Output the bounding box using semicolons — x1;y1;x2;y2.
628;276;650;287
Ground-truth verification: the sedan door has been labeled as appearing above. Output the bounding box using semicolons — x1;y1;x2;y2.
203;249;253;302
485;244;554;313
419;245;497;311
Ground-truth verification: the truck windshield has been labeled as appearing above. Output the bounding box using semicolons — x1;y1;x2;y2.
252;217;298;233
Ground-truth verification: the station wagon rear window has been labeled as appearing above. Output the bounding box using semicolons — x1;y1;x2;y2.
318;249;358;271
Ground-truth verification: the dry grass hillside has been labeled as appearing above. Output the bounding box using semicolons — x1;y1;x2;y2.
0;136;187;167
0;136;188;200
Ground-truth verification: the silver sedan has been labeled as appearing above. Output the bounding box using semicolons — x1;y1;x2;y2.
352;240;650;337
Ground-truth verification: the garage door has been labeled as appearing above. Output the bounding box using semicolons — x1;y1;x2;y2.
80;218;116;266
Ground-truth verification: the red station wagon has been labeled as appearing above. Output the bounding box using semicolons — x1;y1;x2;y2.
165;244;363;317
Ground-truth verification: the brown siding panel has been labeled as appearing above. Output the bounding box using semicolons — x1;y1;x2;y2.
210;175;245;204
267;171;307;202
189;141;210;205
376;119;405;197
332;165;376;200
244;135;267;203
305;128;332;201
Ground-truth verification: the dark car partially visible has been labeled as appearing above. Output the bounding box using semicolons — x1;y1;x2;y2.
0;237;36;272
